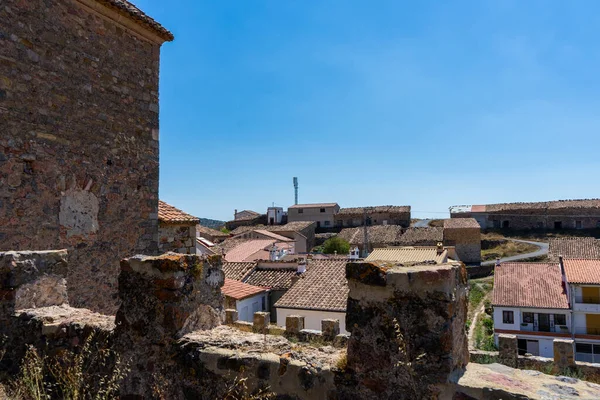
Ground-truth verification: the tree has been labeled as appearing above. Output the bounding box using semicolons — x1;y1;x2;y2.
322;237;350;255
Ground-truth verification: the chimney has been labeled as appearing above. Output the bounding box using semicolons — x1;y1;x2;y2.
436;242;444;255
269;244;278;262
495;258;501;268
297;258;307;274
234;209;238;220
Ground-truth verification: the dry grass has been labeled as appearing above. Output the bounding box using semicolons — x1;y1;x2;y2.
428;219;444;228
481;239;539;262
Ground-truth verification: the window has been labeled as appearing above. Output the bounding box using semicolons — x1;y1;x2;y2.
324;221;330;226
554;221;563;229
503;310;514;324
554;314;566;326
576;220;582;229
320;208;325;213
522;312;534;323
261;296;266;311
502;220;510;229
576;343;592;354
298;209;304;214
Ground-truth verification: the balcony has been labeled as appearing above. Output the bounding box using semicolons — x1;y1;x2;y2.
573;296;600;312
520;323;570;334
575;326;600;336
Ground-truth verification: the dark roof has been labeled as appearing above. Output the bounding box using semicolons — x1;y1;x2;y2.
397;227;443;245
244;266;299;290
492;263;569;309
338;225;403;246
158;201;199;224
479;199;600;213
549;238;600;262
337;205;410;216
444;218;480;229
197;225;229;238
222;262;256;281
563;259;600;285
235;210;261;221
274;260;348;312
97;0;173;41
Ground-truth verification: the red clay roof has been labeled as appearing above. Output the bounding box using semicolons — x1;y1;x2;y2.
492;263;569;309
158;201;199;224
224;239;275;262
221;278;266;300
97;0;173;41
471;205;486;213
563;259;600;284
549;238;600;262
274;260;349;312
222;262;257;281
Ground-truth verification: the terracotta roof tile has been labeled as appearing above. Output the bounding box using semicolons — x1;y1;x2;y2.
222;262;257;281
289;203;338;209
274;260;348;312
224;239;276;262
337;205;410;215
158;201;199;224
338;225;403;246
229;222;316;236
481;199;600;213
244;266;299;290
563;259;600;284
444;218;480;229
549;238;600;262
397;227;443;245
97;0;173;41
221;278;266;300
253;230;294;242
492;263;569;309
196;225;229;239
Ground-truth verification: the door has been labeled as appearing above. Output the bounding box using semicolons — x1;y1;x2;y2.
586;314;600;335
526;340;539;356
241;306;248;322
538;314;550;332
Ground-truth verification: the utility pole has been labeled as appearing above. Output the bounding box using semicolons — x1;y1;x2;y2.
362;207;373;258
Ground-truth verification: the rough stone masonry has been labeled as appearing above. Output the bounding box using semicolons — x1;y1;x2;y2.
0;0;173;314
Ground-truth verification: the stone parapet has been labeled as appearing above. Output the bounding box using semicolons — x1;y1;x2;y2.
341;261;469;399
498;334;518;368
285;315;305;336
321;319;340;341
554;339;575;370
253;312;270;334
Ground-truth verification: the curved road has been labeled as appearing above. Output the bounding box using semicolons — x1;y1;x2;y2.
481;239;549;266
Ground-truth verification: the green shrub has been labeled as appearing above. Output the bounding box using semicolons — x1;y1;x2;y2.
322;237;350;255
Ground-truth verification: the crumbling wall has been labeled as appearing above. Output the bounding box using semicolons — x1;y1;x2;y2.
0;0;167;314
159;223;197;254
444;226;481;264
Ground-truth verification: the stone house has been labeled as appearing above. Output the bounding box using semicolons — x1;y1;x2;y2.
287;203;340;229
450;199;600;230
196;225;229;243
443;218;481;264
158;201;199;254
0;0;172;313
334;205;411;228
225;209;267;230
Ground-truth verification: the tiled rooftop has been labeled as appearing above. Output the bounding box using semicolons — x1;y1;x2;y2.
274;260;348;312
337;205;411;215
221;278;266;300
224;239;276;262
253;230;294;242
472;199;600;213
98;0;173;41
548;238;600;262
443;218;480;229
196;225;229;239
492;263;569;309
229;221;316;236
244;266;299;290
365;246;449;264
397;227;443;245
338;225;403;245
288;203;338;209
563;259;600;284
158;200;199;224
234;210;261;221
222;261;257;281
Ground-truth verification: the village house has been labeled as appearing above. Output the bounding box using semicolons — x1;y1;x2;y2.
365;244;458;264
221;278;268;322
443;218;481;264
493;258;600;362
287;203;340;229
548;237;600;262
228;221;316;253
274;259;349;333
225;209;267;231
334;205;411;228
450;199;600;231
223;239;293;262
196;225;229;244
267;206;286;225
0;0;172;314
158;200;199;254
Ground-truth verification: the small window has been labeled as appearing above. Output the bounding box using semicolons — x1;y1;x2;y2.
261;296;266;311
597;220;600;228
298;209;304;214
320;208;325;213
576;221;582;229
554;221;563;229
502;220;510;229
554;314;566;326
324;221;330;226
503;310;514;324
522;312;534;323
576;343;593;354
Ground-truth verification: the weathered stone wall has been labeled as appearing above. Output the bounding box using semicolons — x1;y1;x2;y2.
444;226;481;264
159;223;197;254
340;261;469;399
477;210;600;230
0;0;168;314
334;211;411;228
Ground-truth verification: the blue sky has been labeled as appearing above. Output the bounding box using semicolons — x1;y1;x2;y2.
136;0;600;221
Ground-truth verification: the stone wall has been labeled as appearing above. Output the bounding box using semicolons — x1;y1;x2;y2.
334;211;411;228
476;210;600;230
443;224;481;265
0;0;171;314
159;223;197;254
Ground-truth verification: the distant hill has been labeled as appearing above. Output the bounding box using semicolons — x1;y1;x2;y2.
199;218;226;230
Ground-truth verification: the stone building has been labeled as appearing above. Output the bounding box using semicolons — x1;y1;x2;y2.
334;205;411;228
443;218;481;264
158;200;199;254
0;0;172;313
450;199;600;231
287;202;340;229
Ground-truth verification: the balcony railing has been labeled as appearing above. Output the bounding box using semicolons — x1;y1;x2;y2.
520;323;569;333
575;296;600;304
575;326;600;335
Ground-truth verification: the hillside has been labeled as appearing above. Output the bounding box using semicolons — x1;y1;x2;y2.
199;218;226;229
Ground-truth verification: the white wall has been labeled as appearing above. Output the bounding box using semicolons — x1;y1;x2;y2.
493;307;520;331
237;293;268;322
276;308;347;334
493;307;570;333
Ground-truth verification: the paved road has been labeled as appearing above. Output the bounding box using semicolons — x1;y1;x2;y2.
413;219;431;228
481;239;549;266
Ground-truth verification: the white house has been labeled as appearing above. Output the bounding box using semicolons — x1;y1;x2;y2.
274;259;348;334
492;262;571;358
267;206;285;225
221;278;268;322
